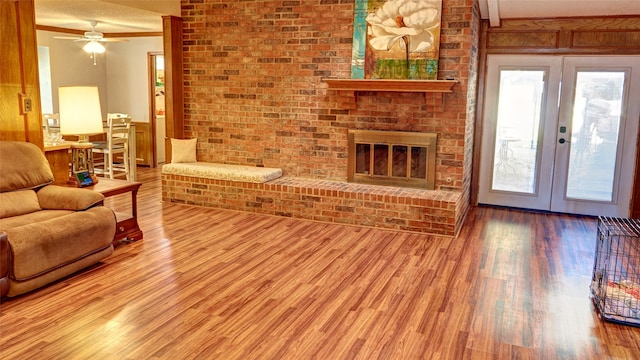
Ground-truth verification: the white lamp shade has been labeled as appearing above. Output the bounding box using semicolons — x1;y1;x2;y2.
83;41;105;54
59;86;104;136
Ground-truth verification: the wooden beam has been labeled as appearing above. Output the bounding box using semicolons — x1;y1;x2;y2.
162;15;184;163
36;24;162;38
488;0;501;28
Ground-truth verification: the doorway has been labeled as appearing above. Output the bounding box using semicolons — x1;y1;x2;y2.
149;52;166;166
478;55;640;217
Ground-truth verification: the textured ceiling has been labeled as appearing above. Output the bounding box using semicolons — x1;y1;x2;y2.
479;0;640;26
34;0;180;33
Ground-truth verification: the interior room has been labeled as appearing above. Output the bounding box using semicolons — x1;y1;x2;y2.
2;0;640;358
35;0;173;168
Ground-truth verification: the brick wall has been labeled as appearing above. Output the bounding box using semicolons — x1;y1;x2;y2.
180;0;480;232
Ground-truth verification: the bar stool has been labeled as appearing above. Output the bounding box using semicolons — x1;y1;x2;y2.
92;113;132;180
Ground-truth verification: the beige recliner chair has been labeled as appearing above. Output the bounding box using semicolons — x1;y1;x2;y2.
0;141;116;297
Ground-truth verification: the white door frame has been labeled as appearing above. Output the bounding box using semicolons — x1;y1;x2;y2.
550;56;640;216
478;55;562;210
478;55;640;217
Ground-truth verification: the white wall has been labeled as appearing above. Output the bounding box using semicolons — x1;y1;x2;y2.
106;37;163;122
37;46;54;114
36;31;163;123
36;31;108;118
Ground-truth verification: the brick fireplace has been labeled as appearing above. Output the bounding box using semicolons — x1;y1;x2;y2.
175;0;481;236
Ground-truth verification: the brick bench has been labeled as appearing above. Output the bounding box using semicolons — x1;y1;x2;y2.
162;165;464;236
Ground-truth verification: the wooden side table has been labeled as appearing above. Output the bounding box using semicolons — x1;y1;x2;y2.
75;178;143;246
44;142;73;184
44;142;96;185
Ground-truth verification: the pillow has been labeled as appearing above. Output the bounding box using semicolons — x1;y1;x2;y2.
0;190;41;219
171;138;197;163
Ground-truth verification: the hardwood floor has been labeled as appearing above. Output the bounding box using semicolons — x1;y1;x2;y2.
1;167;639;359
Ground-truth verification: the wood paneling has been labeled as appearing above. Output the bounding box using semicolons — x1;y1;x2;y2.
0;2;23;141
633;142;640;219
132;122;152;166
572;30;640;47
0;0;43;147
484;17;640;54
486;31;559;48
1;167;640;358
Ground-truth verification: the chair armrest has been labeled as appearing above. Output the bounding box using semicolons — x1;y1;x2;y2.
0;231;9;298
37;185;105;211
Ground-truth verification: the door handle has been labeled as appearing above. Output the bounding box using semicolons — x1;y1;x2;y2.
558;138;570;144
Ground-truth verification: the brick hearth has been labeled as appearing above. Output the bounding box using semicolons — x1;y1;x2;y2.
162;174;464;236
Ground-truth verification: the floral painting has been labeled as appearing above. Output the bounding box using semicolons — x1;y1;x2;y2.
351;0;442;80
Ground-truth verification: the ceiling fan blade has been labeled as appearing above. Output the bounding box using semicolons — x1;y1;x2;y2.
100;38;129;43
53;36;84;40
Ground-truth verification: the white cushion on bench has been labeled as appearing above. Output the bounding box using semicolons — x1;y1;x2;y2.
162;162;282;183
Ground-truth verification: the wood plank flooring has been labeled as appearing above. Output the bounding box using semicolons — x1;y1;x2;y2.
1;167;640;359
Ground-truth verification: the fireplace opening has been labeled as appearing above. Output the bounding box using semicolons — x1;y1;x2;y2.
348;130;437;189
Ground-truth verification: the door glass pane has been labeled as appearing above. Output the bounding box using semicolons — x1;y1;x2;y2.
566;71;625;202
491;70;545;194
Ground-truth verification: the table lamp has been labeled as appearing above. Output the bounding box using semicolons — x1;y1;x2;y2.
59;86;104;143
59;86;103;184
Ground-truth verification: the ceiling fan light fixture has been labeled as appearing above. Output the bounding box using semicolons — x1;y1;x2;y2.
83;41;105;54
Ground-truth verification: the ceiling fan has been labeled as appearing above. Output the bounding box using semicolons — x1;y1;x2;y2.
54;21;128;65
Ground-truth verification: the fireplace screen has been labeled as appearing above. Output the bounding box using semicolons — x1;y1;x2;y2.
348;130;437;189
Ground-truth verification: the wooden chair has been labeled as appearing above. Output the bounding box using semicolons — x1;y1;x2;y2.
92;113;132;180
42;113;61;143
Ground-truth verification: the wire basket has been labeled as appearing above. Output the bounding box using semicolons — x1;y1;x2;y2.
591;216;640;327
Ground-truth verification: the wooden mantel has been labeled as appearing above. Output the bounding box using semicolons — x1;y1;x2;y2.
325;79;457;105
325;79;457;93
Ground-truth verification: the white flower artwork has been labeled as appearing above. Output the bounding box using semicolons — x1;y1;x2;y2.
351;0;442;79
366;0;441;53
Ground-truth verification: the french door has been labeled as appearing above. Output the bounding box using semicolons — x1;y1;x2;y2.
478;55;640;217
